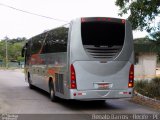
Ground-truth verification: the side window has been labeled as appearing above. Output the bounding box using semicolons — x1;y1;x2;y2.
31;33;46;54
44;27;69;53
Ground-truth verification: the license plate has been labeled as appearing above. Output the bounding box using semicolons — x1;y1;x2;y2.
94;83;111;89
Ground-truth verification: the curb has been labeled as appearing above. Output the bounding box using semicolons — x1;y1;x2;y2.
131;91;160;110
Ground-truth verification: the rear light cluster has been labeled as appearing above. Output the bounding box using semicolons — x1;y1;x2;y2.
128;64;134;88
70;64;77;89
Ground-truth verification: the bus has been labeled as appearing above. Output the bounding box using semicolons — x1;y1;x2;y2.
22;17;134;101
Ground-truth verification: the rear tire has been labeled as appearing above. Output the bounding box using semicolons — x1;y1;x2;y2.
49;81;58;102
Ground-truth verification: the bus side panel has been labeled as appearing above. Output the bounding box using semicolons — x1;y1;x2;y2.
36;52;68;95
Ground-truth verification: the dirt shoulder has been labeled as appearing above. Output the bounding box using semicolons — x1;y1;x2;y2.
131;92;160;111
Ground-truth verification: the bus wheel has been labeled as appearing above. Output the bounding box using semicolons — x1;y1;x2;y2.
28;74;34;89
49;81;58;102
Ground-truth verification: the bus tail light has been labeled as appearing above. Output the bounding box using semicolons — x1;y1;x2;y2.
70;64;77;89
128;64;134;88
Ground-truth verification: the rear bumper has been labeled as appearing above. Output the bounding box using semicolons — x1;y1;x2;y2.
68;89;133;100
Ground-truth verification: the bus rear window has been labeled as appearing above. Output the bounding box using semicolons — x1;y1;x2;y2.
81;21;125;46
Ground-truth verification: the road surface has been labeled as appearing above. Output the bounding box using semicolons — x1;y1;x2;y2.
0;69;159;119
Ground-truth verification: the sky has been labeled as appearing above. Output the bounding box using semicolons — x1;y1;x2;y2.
0;0;149;39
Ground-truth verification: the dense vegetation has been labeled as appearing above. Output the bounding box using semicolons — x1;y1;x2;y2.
115;0;160;32
135;77;160;100
0;37;26;65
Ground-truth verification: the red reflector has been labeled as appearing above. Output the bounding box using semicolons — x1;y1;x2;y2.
123;92;128;94
78;93;82;95
70;64;77;89
73;93;76;96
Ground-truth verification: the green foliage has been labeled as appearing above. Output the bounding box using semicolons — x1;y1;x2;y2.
152;77;160;85
150;31;160;44
134;37;160;54
115;0;160;32
134;80;148;95
134;37;152;44
0;37;26;63
0;41;6;61
135;78;160;100
149;31;160;62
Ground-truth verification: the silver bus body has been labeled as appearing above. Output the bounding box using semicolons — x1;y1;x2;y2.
22;17;134;101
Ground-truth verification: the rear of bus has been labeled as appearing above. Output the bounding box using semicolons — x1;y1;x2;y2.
68;17;134;100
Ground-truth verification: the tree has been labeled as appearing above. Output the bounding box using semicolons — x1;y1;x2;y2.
150;31;160;44
115;0;160;32
134;36;152;44
150;31;160;62
0;40;6;62
0;37;26;64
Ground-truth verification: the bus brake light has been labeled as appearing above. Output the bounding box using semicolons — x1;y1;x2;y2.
70;64;77;89
128;64;134;88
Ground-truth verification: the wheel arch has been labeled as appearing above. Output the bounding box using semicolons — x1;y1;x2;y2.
49;77;53;86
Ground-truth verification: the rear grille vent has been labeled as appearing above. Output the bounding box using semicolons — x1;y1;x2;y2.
84;45;122;59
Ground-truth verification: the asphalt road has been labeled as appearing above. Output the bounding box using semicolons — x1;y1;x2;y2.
0;69;159;120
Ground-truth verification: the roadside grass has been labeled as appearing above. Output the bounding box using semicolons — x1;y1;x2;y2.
131;77;160;110
134;77;160;100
